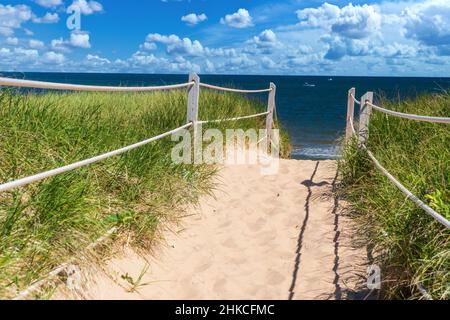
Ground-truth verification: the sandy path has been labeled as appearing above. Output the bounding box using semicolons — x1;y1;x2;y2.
57;159;367;300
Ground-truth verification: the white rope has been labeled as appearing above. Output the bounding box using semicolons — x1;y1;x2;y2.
0;123;192;193
0;76;194;92
200;83;272;93
350;117;357;135
350;94;361;105
198;111;269;124
367;102;450;124
363;147;450;229
14;227;118;300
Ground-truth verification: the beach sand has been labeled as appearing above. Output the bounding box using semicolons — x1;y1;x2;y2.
55;158;368;300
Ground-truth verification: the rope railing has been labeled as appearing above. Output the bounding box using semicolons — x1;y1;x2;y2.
200;82;273;93
0;123;193;193
367;101;450;124
363;147;450;229
0;76;195;92
198;111;269;124
350;93;361;105
0;74;276;195
348;90;450;228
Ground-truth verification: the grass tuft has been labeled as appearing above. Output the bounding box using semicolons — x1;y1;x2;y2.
0;88;289;299
338;92;449;299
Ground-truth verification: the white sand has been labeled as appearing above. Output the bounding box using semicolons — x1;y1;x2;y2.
56;159;367;300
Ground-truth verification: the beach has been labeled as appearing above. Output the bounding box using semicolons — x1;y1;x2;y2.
55;158;367;300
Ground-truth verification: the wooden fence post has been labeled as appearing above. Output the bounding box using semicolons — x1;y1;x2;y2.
346;87;356;142
266;82;276;148
187;73;200;124
358;91;373;147
187;73;201;164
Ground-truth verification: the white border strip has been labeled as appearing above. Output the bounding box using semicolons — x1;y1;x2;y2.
0;77;194;92
200;83;272;93
0;123;192;193
367;102;450;124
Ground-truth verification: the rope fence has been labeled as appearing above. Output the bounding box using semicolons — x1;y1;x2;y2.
0;73;277;299
0;73;277;195
346;88;450;229
367;101;450;124
0;76;194;92
200;82;273;93
346;88;450;299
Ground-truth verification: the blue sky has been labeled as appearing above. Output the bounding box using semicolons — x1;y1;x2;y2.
0;0;449;76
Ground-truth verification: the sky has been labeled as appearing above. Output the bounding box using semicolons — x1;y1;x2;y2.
0;0;449;76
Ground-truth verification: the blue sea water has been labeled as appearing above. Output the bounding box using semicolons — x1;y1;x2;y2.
2;72;450;160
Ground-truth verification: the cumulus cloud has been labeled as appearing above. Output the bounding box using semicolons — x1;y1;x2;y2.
0;4;33;36
34;0;62;8
51;32;91;51
220;8;254;28
29;39;45;49
70;32;91;48
32;12;59;24
86;54;110;66
43;51;65;64
70;0;103;15
181;13;207;26
145;33;204;56
297;3;381;39
6;37;19;45
251;29;279;49
402;0;450;55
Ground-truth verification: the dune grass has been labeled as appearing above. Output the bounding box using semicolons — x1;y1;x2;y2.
338;92;449;299
0;88;289;299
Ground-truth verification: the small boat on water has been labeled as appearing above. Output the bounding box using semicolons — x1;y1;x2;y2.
328;78;333;81
303;82;316;87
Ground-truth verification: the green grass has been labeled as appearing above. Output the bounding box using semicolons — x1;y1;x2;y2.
0;88;289;299
338;92;450;299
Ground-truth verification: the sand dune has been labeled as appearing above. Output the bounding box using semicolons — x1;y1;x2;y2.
56;159;368;300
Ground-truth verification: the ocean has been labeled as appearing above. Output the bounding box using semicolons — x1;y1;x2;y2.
2;72;450;160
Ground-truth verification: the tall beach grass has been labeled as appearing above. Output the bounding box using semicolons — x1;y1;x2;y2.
338;92;449;299
0;88;289;299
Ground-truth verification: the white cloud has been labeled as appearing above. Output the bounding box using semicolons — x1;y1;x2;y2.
86;54;110;65
70;0;103;15
220;8;254;28
34;0;63;8
32;12;59;24
14;47;39;60
252;29;279;48
297;3;381;39
0;4;33;36
181;13;207;26
43;51;65;64
145;33;204;56
29;39;45;49
6;37;19;45
70;32;91;48
402;0;450;55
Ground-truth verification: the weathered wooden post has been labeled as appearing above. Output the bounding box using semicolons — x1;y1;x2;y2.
187;73;200;125
266;82;276;149
346;87;356;142
187;73;201;164
358;91;373;147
